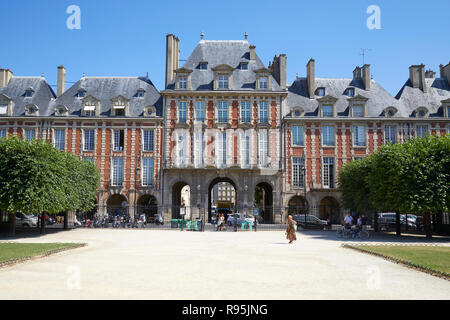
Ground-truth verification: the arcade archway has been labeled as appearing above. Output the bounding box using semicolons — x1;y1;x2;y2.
137;194;157;221
255;182;273;223
208;177;237;222
107;194;128;217
172;182;190;219
319;196;340;224
288;196;308;216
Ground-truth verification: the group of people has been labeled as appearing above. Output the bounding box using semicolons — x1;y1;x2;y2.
216;214;227;231
344;212;367;230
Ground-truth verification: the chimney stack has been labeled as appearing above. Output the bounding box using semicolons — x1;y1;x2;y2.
425;69;436;79
409;64;427;93
249;45;256;60
440;62;450;86
362;64;371;90
353;66;362;80
270;54;287;90
57;65;66;96
307;58;315;99
0;68;13;87
165;34;180;88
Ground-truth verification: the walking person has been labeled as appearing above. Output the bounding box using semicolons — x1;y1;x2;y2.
285;215;297;244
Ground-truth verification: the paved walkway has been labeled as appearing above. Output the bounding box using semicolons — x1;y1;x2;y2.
0;229;449;299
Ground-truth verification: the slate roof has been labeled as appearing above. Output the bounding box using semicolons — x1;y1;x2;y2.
286;77;404;117
166;40;283;91
395;78;450;117
51;76;162;117
0;76;56;116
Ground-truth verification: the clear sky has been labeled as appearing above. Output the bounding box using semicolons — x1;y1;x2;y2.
1;0;449;95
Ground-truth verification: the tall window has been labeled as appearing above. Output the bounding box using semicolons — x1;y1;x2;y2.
292;126;303;146
353;105;364;117
178;77;187;89
179;102;187;123
218;101;228;123
242;135;250;166
416;125;428;138
54;129;65;151
241;102;250;123
25;129;35;141
323;157;335;188
112;157;124;186
142;157;154;186
259;131;268;167
177;134;185;167
259;77;268;89
218;75;229;89
218;132;227;167
0;129;6;139
143;130;154;152
385;126;396;144
83;129;95;151
352;125;366;146
113;129;125;151
259;101;268;123
195;101;205;122
292;157;305;188
195;132;205;167
322;126;334;146
322;105;333;117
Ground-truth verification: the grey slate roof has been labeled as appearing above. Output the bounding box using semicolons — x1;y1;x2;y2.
52;76;162;117
0;76;56;116
167;40;282;91
395;78;450;117
286;77;404;117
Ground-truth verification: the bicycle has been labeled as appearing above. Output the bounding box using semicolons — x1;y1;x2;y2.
336;225;352;239
351;227;370;240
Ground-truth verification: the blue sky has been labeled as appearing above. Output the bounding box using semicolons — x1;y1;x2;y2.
1;0;449;95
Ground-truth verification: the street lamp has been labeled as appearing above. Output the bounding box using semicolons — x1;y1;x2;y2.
301;165;307;230
134;164;141;224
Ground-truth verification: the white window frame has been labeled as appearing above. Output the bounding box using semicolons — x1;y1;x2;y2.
416;124;429;139
143;130;154;152
258;131;268;167
321;105;333;117
178;102;187;123
292;157;305;188
112;157;124;186
113;129;125;152
384;125;397;144
83;129;95;151
353;105;364;117
53;129;65;151
352;125;366;147
259;77;268;89
178;77;187;89
323;157;335;189
241;101;251;123
25;128;36;141
195;101;205;122
218;75;229;89
259;101;269;123
0;129;6;138
292;126;303;146
218;101;228;123
322;126;335;146
142;157;154;186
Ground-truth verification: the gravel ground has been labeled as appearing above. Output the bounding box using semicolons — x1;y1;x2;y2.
0;229;449;300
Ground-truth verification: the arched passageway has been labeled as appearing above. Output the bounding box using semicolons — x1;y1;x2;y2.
137;194;157;221
107;194;128;217
172;182;190;219
287;196;308;216
319;196;340;224
208;177;237;222
255;182;273;223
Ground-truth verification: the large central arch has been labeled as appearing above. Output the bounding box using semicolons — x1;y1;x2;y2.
319;196;340;224
207;177;237;222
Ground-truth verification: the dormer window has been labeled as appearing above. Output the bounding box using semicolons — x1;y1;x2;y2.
199;62;208;70
55;105;68;116
240;63;248;70
346;88;355;97
0;105;8;115
321;105;333;117
352;105;364;117
292;107;304;117
383;107;398;117
316;87;325;97
24;89;34;97
76;89;86;98
414;107;428;118
25;104;39;116
136;89;145;97
218;75;229;89
178;77;187;89
114;106;125;116
259;77;268;89
84;105;96;117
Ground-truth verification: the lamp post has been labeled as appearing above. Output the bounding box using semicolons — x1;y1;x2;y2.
134;164;141;225
301;165;307;230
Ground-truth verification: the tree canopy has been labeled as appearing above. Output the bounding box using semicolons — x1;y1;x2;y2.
0;137;100;216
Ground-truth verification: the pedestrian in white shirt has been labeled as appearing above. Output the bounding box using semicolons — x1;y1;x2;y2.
344;213;353;229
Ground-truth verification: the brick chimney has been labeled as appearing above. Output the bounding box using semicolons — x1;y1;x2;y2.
409;64;427;93
307;58;315;98
362;64;371;90
0;68;13;87
270;54;287;90
353;66;362;80
165;34;180;88
57;65;66;96
249;45;256;60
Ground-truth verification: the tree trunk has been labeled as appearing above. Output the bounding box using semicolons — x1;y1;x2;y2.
64;212;68;230
396;212;401;236
9;213;16;236
40;213;46;234
374;212;379;232
425;213;432;239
